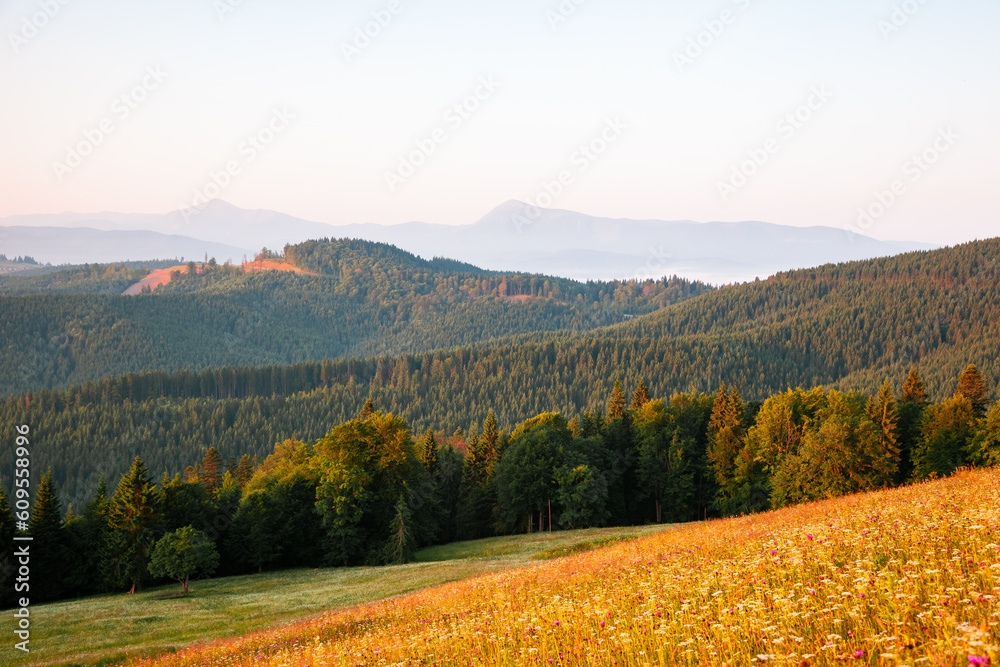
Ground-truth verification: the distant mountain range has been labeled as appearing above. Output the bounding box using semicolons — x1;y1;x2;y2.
0;200;935;283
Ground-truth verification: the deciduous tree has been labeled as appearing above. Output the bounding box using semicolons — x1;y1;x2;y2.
148;526;219;596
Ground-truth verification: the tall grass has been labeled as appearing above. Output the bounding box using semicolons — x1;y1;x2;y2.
133;468;1000;666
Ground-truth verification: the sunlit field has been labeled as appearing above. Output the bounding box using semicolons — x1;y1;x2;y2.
134;468;1000;667
6;525;666;666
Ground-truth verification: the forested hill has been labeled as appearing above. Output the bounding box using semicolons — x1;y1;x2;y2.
0;238;709;396
2;238;997;507
607;236;1000;397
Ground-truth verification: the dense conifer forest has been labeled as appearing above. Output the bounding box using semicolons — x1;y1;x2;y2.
1;237;998;609
1;364;996;610
1;238;997;507
0;239;708;396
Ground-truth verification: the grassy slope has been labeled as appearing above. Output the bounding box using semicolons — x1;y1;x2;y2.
130;468;1000;667
6;525;668;667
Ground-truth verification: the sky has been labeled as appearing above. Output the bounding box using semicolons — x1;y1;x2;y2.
0;0;997;244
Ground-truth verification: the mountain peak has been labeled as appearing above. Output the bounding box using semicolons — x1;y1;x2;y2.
172;199;244;219
477;199;533;222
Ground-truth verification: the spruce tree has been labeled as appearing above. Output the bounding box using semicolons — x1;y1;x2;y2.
900;369;928;404
708;384;730;449
897;370;929;483
105;457;159;593
29;471;67;602
707;385;747;514
421;429;438;475
463;425;483;486
480;412;500;480
867;382;900;462
94;475;109;508
200;447;223;496
64;475;110;597
607;379;626;420
227;491;280;574
234;454;255;487
956;364;989;417
382;495;416;565
912;395;976;479
630;378;650;410
359;398;375;420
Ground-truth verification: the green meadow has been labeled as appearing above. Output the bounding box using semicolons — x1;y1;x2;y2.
9;524;670;667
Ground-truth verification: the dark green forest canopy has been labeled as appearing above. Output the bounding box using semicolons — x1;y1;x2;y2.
0;260;179;294
1;237;998;507
0;238;709;397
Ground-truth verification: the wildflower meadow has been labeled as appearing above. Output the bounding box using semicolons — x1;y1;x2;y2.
134;468;1000;667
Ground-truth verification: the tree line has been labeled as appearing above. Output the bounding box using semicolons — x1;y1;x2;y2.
4;239;997;506
2;364;996;608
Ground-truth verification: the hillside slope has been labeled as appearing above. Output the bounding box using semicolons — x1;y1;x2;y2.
0;238;708;397
5;525;663;667
137;467;1000;667
2;239;996;508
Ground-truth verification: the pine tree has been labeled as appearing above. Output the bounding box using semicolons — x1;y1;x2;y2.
359;398;375;420
105;457;159;593
29;471;67;601
630;378;650;410
421;429;438;475
956;363;989;417
200;447;223;495
607;379;626;420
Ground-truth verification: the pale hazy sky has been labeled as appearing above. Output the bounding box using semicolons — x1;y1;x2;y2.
0;0;997;244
